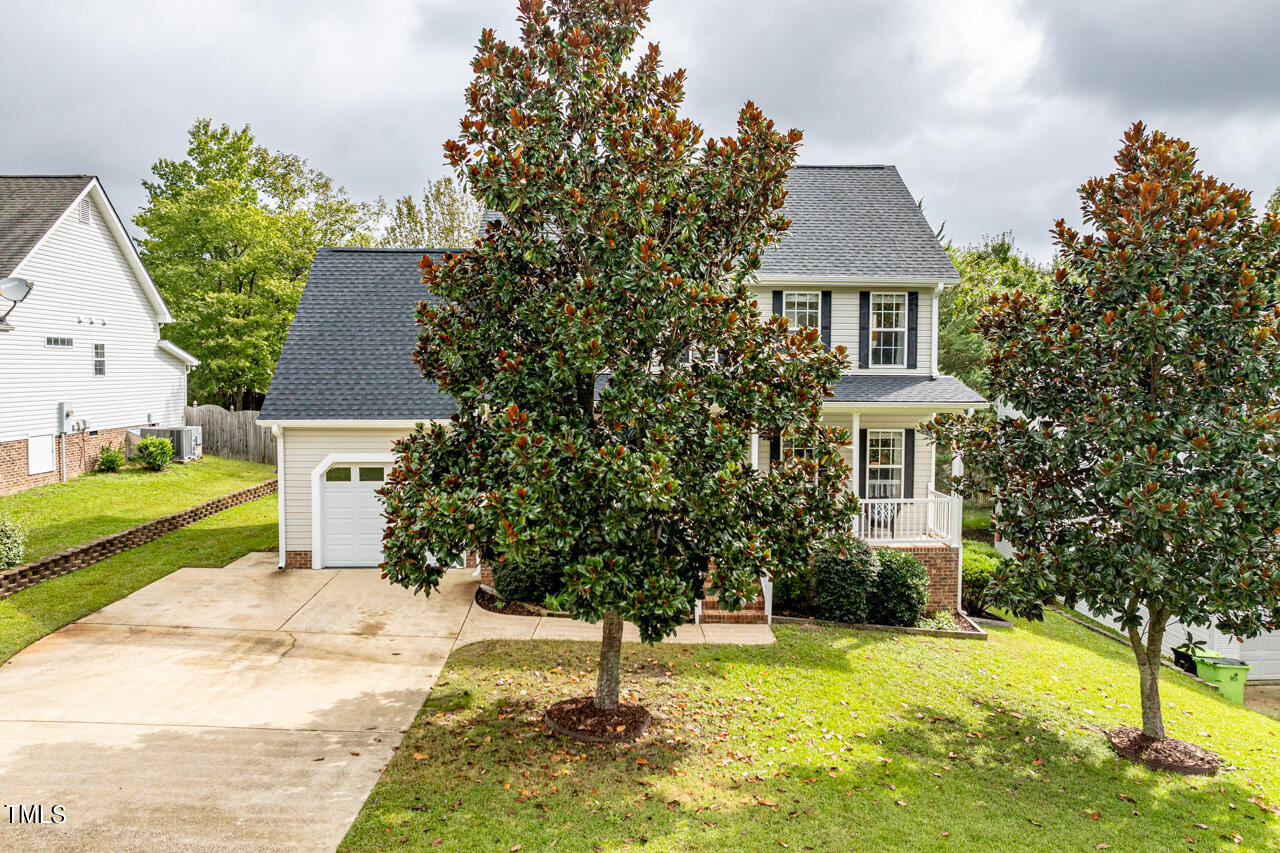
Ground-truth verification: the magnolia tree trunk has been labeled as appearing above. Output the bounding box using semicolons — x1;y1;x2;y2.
1128;609;1170;740
595;611;623;710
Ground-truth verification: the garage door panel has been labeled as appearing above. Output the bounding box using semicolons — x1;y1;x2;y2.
321;466;386;568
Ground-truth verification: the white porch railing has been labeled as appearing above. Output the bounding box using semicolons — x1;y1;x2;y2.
853;488;962;545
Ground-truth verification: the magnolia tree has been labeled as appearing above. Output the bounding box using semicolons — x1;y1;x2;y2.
930;123;1280;741
380;0;856;714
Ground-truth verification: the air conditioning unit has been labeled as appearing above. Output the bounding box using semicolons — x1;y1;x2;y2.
140;426;204;462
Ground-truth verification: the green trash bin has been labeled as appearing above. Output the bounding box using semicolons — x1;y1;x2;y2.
1194;656;1251;704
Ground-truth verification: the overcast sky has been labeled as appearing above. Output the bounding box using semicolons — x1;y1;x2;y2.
4;0;1277;262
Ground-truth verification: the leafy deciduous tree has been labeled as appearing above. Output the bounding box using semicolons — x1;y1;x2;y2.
136;119;381;409
378;176;483;249
381;0;856;713
929;123;1280;741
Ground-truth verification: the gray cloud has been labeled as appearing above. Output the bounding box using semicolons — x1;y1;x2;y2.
2;0;1277;263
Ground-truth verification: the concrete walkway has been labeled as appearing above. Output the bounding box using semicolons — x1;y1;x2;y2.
0;552;771;852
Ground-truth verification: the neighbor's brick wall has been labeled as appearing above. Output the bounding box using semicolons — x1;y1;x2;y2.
0;428;134;496
892;543;960;614
0;480;278;598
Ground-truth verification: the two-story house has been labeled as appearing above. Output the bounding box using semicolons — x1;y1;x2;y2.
0;176;199;495
258;166;987;619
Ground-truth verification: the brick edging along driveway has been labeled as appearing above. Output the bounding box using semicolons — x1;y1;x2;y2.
0;479;278;598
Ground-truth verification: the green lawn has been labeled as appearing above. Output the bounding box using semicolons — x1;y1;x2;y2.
0;496;276;663
0;455;275;562
963;500;993;531
343;614;1280;852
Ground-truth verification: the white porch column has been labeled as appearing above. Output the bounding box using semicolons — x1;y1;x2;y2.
750;430;760;471
850;411;860;497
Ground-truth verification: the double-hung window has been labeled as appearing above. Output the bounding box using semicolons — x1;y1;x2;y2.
866;430;904;499
92;343;106;376
783;291;821;330
869;293;907;367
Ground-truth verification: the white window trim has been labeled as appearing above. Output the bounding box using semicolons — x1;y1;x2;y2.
309;452;395;569
869;291;908;368
45;337;74;349
866;428;905;499
782;290;822;331
92;343;106;376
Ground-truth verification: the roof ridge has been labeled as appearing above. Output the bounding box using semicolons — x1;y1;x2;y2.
790;164;889;170
0;174;96;180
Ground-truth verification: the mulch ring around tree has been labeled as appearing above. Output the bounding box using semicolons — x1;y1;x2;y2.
1106;727;1221;776
474;587;544;618
544;696;652;743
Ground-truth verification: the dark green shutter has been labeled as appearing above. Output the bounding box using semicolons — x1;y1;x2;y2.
858;291;870;369
769;435;781;467
772;290;783;317
903;428;915;499
906;291;919;369
820;290;832;351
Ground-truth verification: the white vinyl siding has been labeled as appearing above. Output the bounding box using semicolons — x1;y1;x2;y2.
0;191;186;442
751;283;934;376
280;426;410;551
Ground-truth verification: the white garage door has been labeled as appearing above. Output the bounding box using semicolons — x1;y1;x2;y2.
321;465;387;567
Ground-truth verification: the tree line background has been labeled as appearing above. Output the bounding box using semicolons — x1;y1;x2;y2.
132;118;1280;412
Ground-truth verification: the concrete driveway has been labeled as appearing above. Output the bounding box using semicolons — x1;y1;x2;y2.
0;552;475;853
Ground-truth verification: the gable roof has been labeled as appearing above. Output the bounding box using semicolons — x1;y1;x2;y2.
0;175;94;277
259;248;458;423
760;166;958;281
0;175;174;324
478;165;958;282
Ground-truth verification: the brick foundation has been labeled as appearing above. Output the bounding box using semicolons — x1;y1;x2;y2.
284;551;312;569
891;543;961;613
0;427;140;496
0;479;278;598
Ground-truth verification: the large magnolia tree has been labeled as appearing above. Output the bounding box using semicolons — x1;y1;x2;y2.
930;123;1280;740
381;0;856;711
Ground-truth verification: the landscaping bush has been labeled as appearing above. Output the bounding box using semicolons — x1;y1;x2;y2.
869;548;929;627
95;445;125;473
0;515;25;571
490;553;564;604
135;436;174;471
961;539;1001;616
811;536;879;624
772;561;814;617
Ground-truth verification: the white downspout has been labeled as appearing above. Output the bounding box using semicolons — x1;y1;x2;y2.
932;283;942;377
273;425;286;569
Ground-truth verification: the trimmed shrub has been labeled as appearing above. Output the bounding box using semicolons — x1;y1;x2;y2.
491;553;564;604
961;539;1000;616
772;562;814;617
869;548;929;627
812;536;879;624
135;436;174;471
95;445;125;473
0;515;25;571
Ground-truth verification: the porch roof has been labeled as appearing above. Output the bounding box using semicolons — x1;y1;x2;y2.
825;375;986;406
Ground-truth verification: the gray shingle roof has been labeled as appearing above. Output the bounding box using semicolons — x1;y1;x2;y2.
828;374;986;405
477;165;958;281
259;248;457;422
0;176;93;276
761;166;958;280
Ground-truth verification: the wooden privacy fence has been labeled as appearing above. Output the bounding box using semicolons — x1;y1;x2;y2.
185;405;276;465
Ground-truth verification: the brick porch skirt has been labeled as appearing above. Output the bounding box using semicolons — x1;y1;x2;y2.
440;544;959;626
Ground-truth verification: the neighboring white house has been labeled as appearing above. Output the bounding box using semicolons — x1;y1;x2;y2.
0;176;198;495
258;166;988;619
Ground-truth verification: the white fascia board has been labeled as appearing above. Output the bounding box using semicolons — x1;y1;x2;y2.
157;339;200;367
254;418;450;429
755;274;958;287
821;401;989;411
